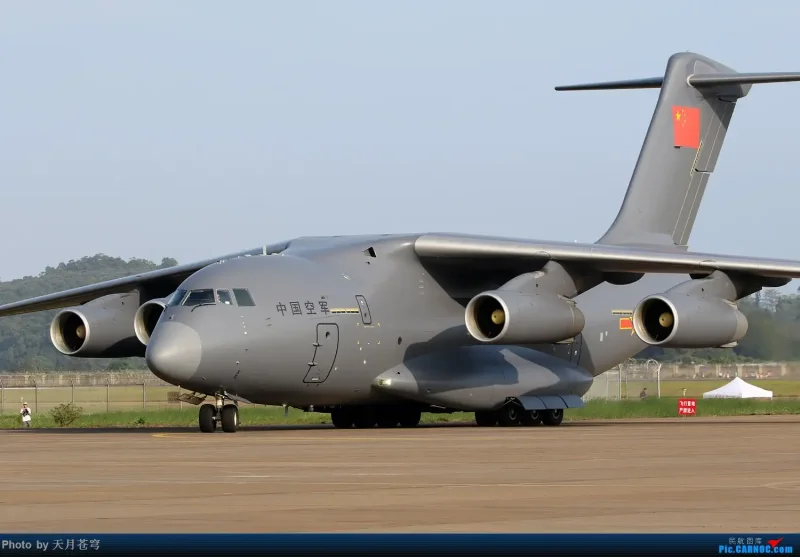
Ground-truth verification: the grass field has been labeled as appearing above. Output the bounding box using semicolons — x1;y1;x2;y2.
2;397;799;429
601;379;800;398
2;379;799;417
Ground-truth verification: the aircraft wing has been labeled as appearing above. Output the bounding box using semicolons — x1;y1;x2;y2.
414;233;800;281
0;242;289;317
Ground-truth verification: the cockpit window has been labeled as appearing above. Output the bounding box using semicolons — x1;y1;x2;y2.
166;289;188;307
182;289;216;306
232;288;256;306
217;289;233;305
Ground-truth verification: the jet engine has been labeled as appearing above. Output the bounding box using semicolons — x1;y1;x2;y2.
632;293;748;348
134;297;168;346
50;293;144;357
465;290;585;344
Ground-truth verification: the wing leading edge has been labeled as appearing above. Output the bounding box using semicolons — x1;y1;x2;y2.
414;233;800;282
0;242;289;317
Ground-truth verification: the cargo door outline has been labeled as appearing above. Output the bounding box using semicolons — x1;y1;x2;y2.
355;295;372;325
303;323;340;384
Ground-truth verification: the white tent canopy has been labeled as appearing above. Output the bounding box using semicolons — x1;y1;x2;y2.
702;377;773;399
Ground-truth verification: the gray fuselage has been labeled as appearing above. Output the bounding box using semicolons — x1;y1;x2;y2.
144;234;682;411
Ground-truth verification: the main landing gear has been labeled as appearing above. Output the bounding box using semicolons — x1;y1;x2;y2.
199;395;239;433
475;404;564;428
330;405;422;429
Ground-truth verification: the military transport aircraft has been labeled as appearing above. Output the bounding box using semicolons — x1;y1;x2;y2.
3;52;800;433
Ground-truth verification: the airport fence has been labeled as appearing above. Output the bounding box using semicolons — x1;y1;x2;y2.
0;361;799;414
582;360;800;401
0;371;263;416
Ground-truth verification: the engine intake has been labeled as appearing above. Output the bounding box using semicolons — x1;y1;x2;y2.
465;290;585;344
50;293;144;358
134;298;167;346
633;294;748;348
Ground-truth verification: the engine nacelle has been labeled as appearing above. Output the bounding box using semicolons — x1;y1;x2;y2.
134;298;168;346
465;290;585;344
632;294;748;348
50;293;145;358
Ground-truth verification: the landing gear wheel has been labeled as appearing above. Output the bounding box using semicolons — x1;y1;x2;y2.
541;408;564;426
376;407;400;428
352;406;377;429
474;411;498;427
221;403;239;433
398;408;421;428
199;404;216;433
519;410;542;427
496;404;521;427
330;408;354;428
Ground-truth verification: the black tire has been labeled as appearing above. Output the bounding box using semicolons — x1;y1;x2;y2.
376;407;400;428
541;408;564;426
398;408;422;428
199;404;216;433
221;404;238;433
496;404;521;427
330;407;354;428
474;411;497;427
519;410;542;426
352;406;377;429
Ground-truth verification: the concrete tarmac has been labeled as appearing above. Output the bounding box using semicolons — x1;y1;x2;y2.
1;415;799;533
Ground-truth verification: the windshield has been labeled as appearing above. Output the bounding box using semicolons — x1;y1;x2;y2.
182;289;216;306
233;288;256;306
166;289;187;307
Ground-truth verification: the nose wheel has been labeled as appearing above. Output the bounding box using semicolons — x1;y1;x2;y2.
199;398;239;433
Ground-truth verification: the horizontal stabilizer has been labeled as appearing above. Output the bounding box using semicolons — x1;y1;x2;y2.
555;77;663;91
688;72;800;87
556;71;800;92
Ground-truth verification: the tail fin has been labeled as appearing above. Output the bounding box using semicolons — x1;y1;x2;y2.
556;52;800;249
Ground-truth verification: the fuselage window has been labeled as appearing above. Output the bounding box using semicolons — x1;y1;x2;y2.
166;289;188;307
182;289;216;306
217;289;234;305
232;288;256;306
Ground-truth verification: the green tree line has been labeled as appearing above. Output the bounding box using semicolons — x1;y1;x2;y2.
1;255;799;371
0;255;177;372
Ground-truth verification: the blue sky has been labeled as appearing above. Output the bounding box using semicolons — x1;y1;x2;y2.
2;1;800;290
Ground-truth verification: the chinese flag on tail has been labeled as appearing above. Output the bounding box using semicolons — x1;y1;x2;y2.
673;106;701;148
619;317;633;330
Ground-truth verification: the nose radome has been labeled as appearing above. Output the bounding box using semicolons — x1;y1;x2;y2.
145;321;203;385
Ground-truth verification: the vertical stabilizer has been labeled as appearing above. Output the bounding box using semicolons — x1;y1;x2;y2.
556;52;800;249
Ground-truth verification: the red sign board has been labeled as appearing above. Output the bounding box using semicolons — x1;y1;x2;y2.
678;398;696;416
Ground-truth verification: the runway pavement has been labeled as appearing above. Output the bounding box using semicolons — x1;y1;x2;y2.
1;415;799;533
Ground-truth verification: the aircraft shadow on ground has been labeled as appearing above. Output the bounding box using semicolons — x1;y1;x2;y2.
1;417;798;435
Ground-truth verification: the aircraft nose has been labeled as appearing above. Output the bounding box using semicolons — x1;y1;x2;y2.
145;321;203;385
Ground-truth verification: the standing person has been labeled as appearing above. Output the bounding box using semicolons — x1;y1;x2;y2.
20;402;32;427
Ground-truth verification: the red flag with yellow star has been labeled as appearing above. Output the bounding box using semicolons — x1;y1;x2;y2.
673;106;700;148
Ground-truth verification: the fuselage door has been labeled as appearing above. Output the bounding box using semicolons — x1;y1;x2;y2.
303;323;340;384
355;295;372;325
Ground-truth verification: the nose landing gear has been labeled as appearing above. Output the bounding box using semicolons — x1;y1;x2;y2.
199;395;239;433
